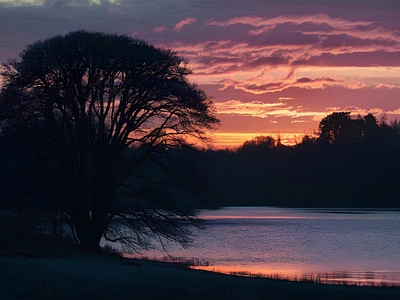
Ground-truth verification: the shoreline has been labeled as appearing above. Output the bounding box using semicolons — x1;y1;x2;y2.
125;254;400;288
1;251;399;299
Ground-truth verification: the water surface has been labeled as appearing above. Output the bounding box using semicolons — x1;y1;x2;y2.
124;207;400;285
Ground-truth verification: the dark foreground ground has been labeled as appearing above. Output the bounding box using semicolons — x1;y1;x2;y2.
0;241;399;300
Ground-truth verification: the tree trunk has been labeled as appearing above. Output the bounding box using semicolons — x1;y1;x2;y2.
78;233;102;251
72;196;106;252
69;154;115;252
74;217;104;252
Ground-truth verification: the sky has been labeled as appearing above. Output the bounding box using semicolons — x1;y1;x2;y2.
0;0;399;147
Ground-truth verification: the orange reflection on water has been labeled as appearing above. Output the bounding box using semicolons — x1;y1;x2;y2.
200;215;311;220
190;265;400;286
191;265;303;281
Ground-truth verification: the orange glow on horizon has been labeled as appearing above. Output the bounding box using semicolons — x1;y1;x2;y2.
212;132;315;149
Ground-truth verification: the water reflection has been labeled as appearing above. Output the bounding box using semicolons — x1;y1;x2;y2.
200;215;310;220
191;266;400;286
119;207;400;286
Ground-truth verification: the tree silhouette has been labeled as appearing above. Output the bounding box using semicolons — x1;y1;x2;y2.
318;112;354;143
318;112;383;144
0;31;219;250
362;113;379;139
237;135;276;153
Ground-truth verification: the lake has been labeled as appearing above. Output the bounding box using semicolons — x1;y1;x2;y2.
123;207;400;285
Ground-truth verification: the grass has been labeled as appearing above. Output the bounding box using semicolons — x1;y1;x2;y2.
24;276;268;300
22;268;400;300
2;249;399;300
26;277;120;300
213;269;400;289
129;255;400;289
26;277;64;299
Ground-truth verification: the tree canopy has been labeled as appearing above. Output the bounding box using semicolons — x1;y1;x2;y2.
318;111;380;143
0;30;219;250
237;135;277;153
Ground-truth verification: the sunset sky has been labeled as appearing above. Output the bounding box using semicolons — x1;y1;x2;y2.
0;0;399;147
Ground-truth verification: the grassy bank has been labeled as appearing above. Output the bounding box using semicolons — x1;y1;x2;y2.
1;249;400;299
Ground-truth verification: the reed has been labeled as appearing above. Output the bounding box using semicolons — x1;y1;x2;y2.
128;255;400;289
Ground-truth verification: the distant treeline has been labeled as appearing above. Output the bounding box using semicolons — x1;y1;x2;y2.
198;112;400;208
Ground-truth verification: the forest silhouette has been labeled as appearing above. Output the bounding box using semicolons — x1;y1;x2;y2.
204;111;400;208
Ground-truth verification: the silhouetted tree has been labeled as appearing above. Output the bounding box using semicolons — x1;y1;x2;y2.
318;111;382;143
362;113;379;139
318;112;355;143
0;31;219;251
237;135;276;153
299;134;317;146
380;116;400;138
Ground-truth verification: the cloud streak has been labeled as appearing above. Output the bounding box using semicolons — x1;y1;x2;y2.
205;14;374;34
153;25;166;33
215;99;397;126
173;17;196;32
214;100;328;120
211;76;368;94
215;100;285;118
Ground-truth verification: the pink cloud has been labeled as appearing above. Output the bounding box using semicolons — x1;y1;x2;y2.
214;100;328;119
342;106;384;116
302;28;400;44
387;108;400;115
215;100;285;118
205;14;373;34
209;76;368;94
291;120;310;123
325;107;342;112
153;25;167;33
163;37;399;88
173;17;197;32
376;83;397;89
167;15;400;81
293;52;400;68
148;13;400;125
